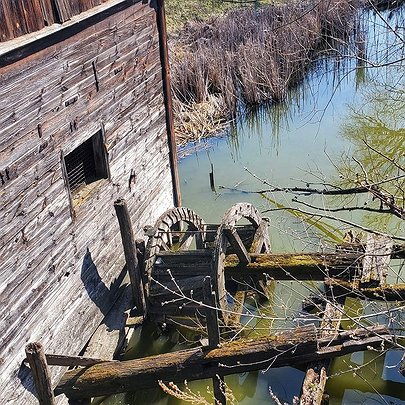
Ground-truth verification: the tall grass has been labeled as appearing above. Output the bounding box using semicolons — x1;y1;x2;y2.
170;0;358;143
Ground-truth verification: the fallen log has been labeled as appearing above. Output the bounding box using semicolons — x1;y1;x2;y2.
55;325;390;399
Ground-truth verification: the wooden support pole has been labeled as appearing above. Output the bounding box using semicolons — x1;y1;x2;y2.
156;0;181;207
114;199;145;315
25;342;55;405
203;277;226;405
361;234;393;287
55;325;390;399
203;276;220;348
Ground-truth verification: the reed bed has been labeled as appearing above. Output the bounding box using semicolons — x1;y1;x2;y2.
170;0;358;144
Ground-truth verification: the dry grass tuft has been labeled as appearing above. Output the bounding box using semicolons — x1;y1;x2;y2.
170;0;358;144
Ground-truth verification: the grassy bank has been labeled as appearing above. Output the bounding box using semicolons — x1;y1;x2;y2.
165;0;273;31
168;0;358;145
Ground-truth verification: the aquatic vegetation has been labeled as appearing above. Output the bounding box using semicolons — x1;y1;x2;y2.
170;0;358;143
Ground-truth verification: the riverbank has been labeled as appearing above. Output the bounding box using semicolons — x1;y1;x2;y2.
168;0;358;145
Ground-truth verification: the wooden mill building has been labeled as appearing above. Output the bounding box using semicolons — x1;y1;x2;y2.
0;0;180;402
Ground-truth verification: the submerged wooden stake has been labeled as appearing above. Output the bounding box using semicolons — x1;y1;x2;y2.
25;342;55;405
114;198;145;315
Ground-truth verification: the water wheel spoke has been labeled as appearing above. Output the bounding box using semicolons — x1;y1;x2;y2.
159;238;171;252
223;227;251;264
178;225;195;250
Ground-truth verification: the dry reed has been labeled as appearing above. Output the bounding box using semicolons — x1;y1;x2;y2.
170;0;358;144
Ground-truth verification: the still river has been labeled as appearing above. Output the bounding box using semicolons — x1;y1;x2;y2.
108;4;405;404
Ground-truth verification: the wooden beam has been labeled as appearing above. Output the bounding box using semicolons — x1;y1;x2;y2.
25;342;55;405
156;0;181;207
225;252;362;281
299;299;343;405
0;0;135;67
45;354;111;367
300;367;327;405
114;199;145;315
55;325;390;399
203;276;226;405
325;278;405;301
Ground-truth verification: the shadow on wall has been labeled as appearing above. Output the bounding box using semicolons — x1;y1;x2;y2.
80;247;128;331
17;248;129;400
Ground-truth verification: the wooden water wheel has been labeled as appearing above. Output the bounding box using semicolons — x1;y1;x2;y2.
144;203;270;325
213;202;271;323
144;207;208;318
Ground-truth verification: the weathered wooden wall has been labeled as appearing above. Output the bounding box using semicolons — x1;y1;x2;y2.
0;1;175;403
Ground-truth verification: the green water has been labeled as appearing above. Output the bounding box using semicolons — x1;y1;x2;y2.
111;6;405;405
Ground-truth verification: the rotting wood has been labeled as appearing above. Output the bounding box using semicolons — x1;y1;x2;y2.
300;298;344;405
25;342;55;405
325;278;405;301
55;325;390;399
336;242;404;259
224;252;362;280
227;287;247;328
45;354;111;367
361;234;393;287
300;367;327;405
83;283;134;361
114;198;145;315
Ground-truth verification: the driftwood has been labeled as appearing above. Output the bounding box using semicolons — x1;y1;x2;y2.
55;325;390;399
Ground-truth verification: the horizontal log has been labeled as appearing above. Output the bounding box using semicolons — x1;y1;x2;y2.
325;278;405;301
45;354;112;367
336;243;405;259
225;252;362;281
55;325;390;399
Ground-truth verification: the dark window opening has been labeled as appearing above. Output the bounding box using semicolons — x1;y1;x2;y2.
63;129;109;199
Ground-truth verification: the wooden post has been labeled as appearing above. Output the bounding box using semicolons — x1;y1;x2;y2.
203;276;226;405
156;0;181;207
25;342;55;405
114;199;145;315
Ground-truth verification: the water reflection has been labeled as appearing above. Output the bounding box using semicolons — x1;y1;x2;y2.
108;5;405;405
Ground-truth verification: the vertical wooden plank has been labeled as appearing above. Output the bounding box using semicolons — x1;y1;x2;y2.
361;234;393;287
0;0;14;41
155;0;182;207
8;0;29;38
203;276;226;405
39;0;55;26
223;227;251;264
114;198;146;315
23;0;45;33
25;342;56;405
53;0;73;22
